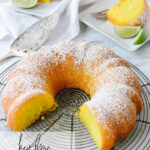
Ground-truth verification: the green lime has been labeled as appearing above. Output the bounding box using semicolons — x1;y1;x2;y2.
14;0;38;9
134;28;147;45
114;26;141;38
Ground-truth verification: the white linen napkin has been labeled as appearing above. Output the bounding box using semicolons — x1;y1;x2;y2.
0;0;98;44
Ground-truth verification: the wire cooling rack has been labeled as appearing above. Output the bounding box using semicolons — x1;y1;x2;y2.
0;60;150;150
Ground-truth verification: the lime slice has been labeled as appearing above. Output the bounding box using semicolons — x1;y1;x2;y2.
134;28;147;45
14;0;38;8
114;26;141;38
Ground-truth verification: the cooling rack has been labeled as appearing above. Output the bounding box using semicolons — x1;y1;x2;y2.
0;60;150;150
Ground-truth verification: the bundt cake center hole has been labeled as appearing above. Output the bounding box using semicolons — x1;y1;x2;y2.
55;88;90;115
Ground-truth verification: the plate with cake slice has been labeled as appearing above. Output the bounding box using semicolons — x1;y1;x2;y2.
79;0;150;51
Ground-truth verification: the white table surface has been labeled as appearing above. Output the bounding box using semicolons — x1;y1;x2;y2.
0;0;150;82
0;2;150;150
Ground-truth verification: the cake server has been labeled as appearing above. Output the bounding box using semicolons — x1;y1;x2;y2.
0;13;59;62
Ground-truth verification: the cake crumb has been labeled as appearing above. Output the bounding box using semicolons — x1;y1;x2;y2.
75;112;79;117
73;107;77;112
41;116;45;120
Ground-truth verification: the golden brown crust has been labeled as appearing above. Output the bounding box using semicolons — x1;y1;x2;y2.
2;41;142;150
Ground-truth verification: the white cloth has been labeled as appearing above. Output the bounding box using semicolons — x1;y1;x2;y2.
0;0;98;44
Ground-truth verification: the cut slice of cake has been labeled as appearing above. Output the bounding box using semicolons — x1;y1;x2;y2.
107;0;149;27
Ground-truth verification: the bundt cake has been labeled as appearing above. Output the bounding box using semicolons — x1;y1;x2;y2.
107;0;149;27
2;41;142;150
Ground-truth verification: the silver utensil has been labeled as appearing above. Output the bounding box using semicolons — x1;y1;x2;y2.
91;9;108;20
0;13;59;62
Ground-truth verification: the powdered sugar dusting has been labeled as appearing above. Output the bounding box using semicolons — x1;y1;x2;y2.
130;1;149;26
8;89;48;115
87;103;117;141
2;41;141;134
16;41;118;76
4;40;120;110
95;66;141;94
2;72;50;113
100;58;129;72
3;73;48;99
87;83;137;138
82;45;118;76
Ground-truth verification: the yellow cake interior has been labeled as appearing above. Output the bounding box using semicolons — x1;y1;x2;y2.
107;0;145;26
14;93;56;131
79;103;102;149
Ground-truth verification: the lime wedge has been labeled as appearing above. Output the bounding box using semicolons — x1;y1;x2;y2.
14;0;38;8
134;28;147;45
114;26;141;38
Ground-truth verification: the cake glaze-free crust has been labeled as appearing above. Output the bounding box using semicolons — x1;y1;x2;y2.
107;0;149;27
2;41;142;150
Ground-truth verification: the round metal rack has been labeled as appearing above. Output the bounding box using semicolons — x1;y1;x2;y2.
0;60;149;150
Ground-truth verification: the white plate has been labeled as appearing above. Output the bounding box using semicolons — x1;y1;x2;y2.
10;0;62;17
79;0;150;51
